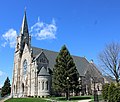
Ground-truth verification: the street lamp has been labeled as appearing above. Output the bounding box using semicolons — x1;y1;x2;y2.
67;77;69;100
78;77;81;96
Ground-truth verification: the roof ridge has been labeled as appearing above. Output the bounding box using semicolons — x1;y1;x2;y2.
31;46;85;59
31;46;58;53
31;46;103;77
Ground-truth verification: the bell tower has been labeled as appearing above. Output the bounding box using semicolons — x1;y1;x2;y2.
12;10;31;97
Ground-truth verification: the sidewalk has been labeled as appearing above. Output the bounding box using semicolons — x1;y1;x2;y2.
0;95;11;102
78;99;92;102
45;98;92;102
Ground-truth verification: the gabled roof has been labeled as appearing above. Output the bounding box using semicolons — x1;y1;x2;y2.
38;66;50;76
32;46;58;70
89;63;104;82
72;55;89;76
32;47;102;76
33;50;48;63
32;46;91;76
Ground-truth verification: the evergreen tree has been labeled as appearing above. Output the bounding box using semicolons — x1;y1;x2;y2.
1;77;11;97
52;45;79;99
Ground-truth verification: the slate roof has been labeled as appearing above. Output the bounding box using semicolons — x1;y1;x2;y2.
31;46;102;77
88;62;104;83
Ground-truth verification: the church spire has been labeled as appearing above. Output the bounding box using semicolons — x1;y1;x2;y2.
16;10;31;54
20;9;29;35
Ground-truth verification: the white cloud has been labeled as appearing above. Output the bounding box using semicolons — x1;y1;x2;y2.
2;29;17;48
1;18;57;48
0;84;2;88
1;42;7;47
0;70;3;77
30;18;57;40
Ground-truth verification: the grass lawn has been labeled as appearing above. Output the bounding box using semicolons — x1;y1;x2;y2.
4;96;95;102
5;98;51;102
89;95;103;102
49;95;93;101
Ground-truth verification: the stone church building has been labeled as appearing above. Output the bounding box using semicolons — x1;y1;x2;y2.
11;11;104;98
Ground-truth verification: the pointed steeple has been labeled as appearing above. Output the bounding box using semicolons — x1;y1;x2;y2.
20;9;29;36
17;10;31;53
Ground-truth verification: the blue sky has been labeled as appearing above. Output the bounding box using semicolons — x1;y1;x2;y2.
0;0;120;87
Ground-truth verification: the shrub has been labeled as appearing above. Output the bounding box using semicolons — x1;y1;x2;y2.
102;83;109;101
108;82;116;102
112;87;120;102
102;82;120;102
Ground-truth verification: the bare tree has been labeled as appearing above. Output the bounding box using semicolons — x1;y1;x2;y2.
99;42;120;83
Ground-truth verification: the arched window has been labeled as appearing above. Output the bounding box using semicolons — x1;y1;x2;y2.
22;83;24;93
39;82;40;90
16;84;17;93
17;43;19;50
23;59;27;75
46;81;48;90
14;85;15;93
42;81;44;90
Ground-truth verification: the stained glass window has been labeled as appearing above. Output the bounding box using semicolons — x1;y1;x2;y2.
23;59;27;75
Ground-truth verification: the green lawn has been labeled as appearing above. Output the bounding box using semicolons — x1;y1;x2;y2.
4;96;94;102
5;98;51;102
49;96;93;101
89;95;103;102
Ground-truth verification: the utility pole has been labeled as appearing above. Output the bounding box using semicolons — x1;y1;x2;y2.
67;77;70;101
